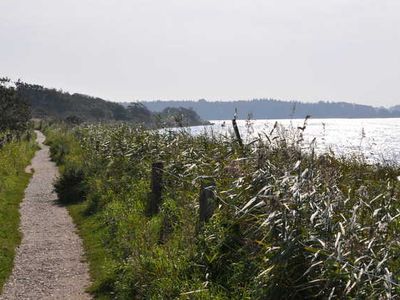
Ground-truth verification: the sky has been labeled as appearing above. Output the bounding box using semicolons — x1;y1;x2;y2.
1;0;399;106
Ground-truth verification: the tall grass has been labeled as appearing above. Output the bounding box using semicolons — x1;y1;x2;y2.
47;123;400;299
0;133;37;293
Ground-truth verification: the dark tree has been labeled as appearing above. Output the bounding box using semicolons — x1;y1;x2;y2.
158;107;209;127
0;78;31;131
65;115;83;125
127;103;153;123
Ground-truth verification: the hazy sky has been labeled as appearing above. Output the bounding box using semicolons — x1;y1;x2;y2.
1;0;399;106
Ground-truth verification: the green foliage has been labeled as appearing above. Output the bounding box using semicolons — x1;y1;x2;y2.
45;127;87;205
0;78;31;132
54;165;86;205
48;123;400;299
65;115;84;125
0;83;36;292
14;81;209;127
15;81;153;124
156;107;211;127
0;137;37;293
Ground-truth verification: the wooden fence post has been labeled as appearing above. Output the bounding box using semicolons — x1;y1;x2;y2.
147;161;164;216
232;118;243;147
199;178;216;223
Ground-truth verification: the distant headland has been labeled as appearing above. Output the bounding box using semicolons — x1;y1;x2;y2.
138;99;400;120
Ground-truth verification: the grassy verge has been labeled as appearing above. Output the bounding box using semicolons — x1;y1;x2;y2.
0;138;37;293
67;202;112;299
44;128;115;299
46;124;400;299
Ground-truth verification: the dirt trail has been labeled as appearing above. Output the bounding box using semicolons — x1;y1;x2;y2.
0;131;91;300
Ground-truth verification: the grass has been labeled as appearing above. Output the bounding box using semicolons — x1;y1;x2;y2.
46;123;400;299
0;137;37;293
67;202;113;299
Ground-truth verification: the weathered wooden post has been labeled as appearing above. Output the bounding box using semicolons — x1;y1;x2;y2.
232;118;243;147
95;140;100;151
199;178;216;223
147;161;164;216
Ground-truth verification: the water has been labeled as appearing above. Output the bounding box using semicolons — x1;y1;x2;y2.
181;118;400;163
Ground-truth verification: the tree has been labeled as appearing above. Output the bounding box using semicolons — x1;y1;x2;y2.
0;78;31;131
65;115;83;125
127;103;153;123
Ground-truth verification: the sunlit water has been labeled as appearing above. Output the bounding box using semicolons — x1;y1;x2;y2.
172;118;400;164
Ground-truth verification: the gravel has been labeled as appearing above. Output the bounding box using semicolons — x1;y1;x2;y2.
0;131;91;300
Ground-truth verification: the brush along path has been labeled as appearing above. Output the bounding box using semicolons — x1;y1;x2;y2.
0;131;91;300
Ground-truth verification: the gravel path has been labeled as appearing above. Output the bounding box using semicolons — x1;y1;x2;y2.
0;131;91;300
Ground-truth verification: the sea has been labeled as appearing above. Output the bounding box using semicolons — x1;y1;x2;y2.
175;118;400;164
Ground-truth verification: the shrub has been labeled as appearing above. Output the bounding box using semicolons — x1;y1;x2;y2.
54;164;86;205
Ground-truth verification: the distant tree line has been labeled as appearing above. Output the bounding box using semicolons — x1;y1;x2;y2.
11;81;208;127
15;82;151;124
140;99;400;120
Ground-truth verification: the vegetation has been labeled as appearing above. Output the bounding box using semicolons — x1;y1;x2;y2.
156;107;211;127
46;122;400;299
15;81;152;123
14;81;209;127
0;78;37;292
0;78;31;132
0;136;37;293
142;99;400;120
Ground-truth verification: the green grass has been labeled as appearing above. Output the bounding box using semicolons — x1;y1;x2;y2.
0;138;37;293
67;202;114;299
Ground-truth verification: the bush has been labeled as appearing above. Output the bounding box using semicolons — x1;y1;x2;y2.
46;126;87;205
54;165;86;205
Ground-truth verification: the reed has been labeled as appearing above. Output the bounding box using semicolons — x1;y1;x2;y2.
46;122;400;299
